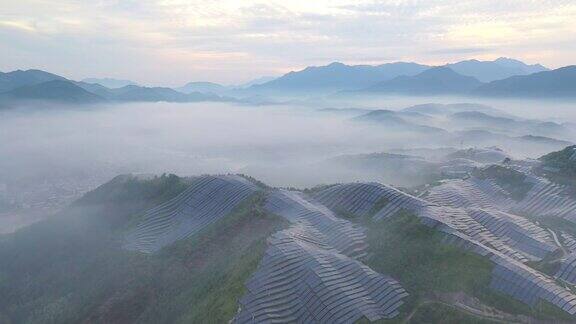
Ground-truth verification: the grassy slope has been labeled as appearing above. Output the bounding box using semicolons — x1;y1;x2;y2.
538;145;576;187
359;211;572;323
0;175;285;324
539;145;576;173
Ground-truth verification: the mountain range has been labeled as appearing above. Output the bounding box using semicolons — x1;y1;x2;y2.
177;81;230;94
246;58;576;98
82;78;138;89
0;70;231;105
250;57;550;93
354;64;576;98
0;69;67;92
0;80;104;103
362;66;483;95
251;61;429;92
473;65;576;98
1;58;575;104
446;57;548;82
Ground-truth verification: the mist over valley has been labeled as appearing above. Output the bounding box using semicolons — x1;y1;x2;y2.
3;2;576;322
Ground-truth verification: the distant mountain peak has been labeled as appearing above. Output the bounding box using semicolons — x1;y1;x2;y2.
363;66;482;94
244;57;552;93
0;79;104;103
252;61;430;92
177;81;228;94
419;66;460;76
182;81;221;87
446;57;549;82
82;77;138;89
493;57;548;70
0;69;68;92
494;57;521;63
236;76;277;88
474;65;576;98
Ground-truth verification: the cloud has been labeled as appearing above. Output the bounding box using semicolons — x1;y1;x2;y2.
0;0;575;84
428;47;492;55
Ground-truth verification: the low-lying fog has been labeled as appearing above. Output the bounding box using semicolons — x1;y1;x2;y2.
1;96;575;231
0;102;420;180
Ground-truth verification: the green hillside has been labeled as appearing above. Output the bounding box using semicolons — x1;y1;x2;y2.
359;212;572;323
538;145;576;185
0;175;285;324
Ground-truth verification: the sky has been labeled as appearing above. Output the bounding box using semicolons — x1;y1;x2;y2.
1;0;575;86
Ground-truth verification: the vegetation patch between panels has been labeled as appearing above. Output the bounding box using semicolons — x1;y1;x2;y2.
361;211;574;322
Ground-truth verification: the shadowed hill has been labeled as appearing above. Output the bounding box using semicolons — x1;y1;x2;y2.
474;66;576;98
447;57;548;82
82;78;138;89
0;69;232;105
177;81;229;94
108;85;190;102
537;145;576;183
252;61;429;92
351;109;449;134
0;80;105;103
0;69;67;92
250;58;550;94
362;66;483;95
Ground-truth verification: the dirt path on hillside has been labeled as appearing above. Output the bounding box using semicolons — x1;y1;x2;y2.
402;292;571;324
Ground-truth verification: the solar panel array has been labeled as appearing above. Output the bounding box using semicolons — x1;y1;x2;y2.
313;181;576;315
312;182;428;221
489;254;576;313
434;159;576;296
556;253;576;285
561;232;576;252
315;183;556;260
465;208;557;260
234;190;408;323
425;178;512;209
124;175;259;253
556;233;576;285
508;177;576;222
428;174;576;223
119;167;576;319
264;190;368;258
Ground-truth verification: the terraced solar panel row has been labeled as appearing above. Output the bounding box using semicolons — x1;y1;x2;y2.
438;228;576;314
312;182;576;315
490;254;576;314
312;182;428;221
436;172;576;223
235;190;408;323
421;179;559;261
508;177;576;222
124;175;259;253
314;182;556;262
466;208;557;261
422;217;576;315
561;232;576;252
556;253;576;284
425;178;511;209
234;224;408;323
265;190;368;258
